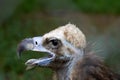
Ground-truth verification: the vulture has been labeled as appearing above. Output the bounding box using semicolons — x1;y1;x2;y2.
17;23;120;80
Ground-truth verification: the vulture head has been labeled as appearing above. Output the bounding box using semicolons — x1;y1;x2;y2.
17;23;120;80
17;23;86;70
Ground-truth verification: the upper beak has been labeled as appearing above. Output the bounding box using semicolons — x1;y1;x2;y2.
17;38;34;58
17;37;48;58
17;37;55;69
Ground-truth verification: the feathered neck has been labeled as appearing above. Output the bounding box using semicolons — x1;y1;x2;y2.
53;49;84;80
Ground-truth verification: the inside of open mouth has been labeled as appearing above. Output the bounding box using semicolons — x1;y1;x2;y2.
22;51;55;70
21;51;54;62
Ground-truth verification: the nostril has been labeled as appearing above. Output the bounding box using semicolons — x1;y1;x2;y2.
35;41;38;45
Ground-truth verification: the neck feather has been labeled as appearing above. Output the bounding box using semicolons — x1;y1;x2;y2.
53;50;84;80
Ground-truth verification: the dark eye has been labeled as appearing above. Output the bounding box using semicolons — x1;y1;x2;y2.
45;38;62;49
51;39;58;46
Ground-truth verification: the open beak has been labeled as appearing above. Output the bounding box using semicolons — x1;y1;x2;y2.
17;37;55;70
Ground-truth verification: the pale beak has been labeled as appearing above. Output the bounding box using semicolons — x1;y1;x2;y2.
17;37;55;70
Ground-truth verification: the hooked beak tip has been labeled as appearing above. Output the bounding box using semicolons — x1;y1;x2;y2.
17;38;34;58
17;43;25;58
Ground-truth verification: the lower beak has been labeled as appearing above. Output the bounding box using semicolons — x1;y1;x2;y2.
17;37;55;70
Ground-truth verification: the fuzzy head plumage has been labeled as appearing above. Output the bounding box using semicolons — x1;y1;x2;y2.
17;23;86;70
43;23;86;49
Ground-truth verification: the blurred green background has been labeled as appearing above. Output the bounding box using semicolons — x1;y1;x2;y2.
0;0;120;80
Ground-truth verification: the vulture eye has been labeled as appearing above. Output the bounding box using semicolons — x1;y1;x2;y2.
50;39;59;46
47;38;62;49
45;38;62;49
